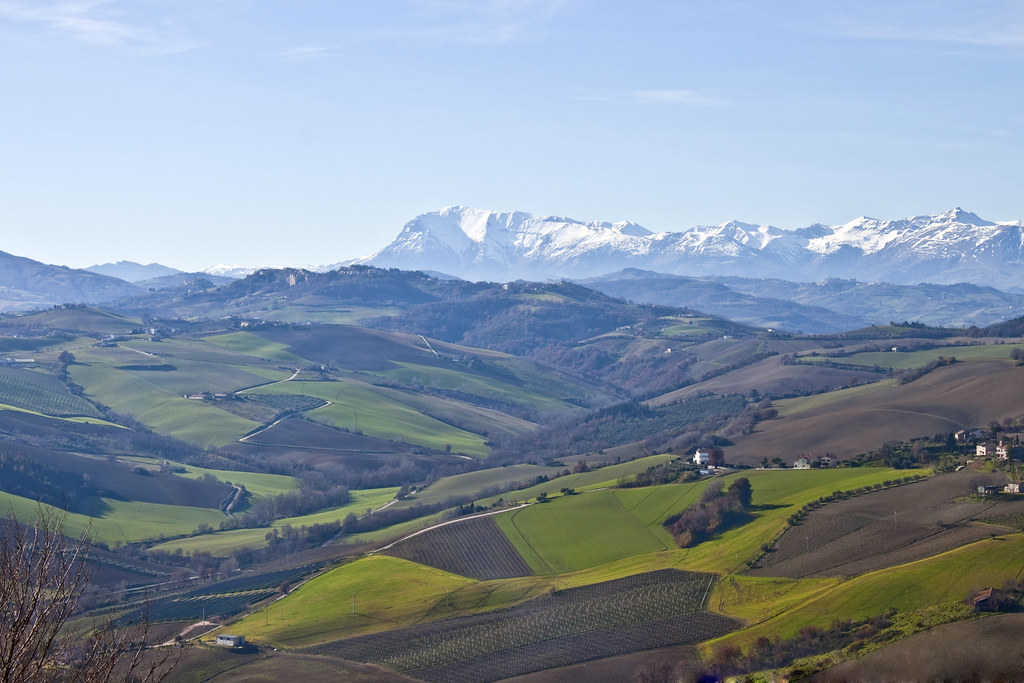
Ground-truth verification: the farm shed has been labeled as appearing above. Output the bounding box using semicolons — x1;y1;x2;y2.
216;634;246;647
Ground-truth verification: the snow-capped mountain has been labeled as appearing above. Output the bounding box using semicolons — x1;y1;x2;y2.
357;206;1024;289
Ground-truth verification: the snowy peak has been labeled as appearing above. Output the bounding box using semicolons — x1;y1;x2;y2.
361;207;1024;289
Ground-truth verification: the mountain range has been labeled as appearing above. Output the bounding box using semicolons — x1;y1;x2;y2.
357;206;1024;291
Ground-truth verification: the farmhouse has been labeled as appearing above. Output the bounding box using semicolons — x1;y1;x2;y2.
996;441;1014;459
793;458;811;470
977;443;994;457
1004;483;1020;494
215;634;246;647
693;449;711;466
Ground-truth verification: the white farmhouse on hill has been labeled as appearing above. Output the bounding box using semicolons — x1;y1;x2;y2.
693;449;711;466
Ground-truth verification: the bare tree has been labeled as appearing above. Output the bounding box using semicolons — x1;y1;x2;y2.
0;508;178;682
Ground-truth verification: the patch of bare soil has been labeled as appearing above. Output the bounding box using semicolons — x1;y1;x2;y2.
496;644;700;683
750;471;1024;578
808;613;1024;682
724;360;1024;465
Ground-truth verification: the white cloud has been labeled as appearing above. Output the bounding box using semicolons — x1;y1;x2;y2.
0;0;196;53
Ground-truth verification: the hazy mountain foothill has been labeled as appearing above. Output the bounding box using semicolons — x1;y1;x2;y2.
4;212;1024;681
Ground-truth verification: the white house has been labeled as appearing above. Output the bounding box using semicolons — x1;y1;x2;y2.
216;634;245;647
693;449;711;466
793;458;811;470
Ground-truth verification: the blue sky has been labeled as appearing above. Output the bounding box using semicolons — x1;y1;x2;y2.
1;1;1021;271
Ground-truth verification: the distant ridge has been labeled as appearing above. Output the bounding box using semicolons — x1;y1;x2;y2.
354;206;1024;290
86;261;182;283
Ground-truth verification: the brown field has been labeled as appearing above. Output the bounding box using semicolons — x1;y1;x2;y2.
647;355;882;406
750;471;1024;579
498;644;701;683
382;515;534;580
724;360;1024;464
165;648;417;683
808;613;1024;682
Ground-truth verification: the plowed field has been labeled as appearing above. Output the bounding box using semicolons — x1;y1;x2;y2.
750;470;1024;578
382;515;534;580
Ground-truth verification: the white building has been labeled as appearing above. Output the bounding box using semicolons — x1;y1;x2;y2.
693;449;711;466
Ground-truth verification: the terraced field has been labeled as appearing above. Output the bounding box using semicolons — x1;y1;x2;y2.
750;470;1024;578
303;570;737;683
382;515;534;580
0;366;103;417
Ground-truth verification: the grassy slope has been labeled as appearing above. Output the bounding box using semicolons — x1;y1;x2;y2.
710;533;1024;653
229;555;552;648
813;342;1024;370
0;490;225;545
478;454;681;506
149;488;399;556
381;362;573;412
69;362;260;448
227;468;900;650
201;331;309;365
496;489;681;574
246;380;488;456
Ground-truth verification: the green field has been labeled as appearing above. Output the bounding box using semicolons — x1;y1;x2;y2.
230;554;553;648
478;453;681;505
0;367;103;417
246;380;488;456
0;491;226;545
497;489;680;574
395;463;572;509
712;533;1024;652
201;331;309;365
381;362;574;412
216;467;920;658
69;362;261;448
173;464;299;498
150;488;398;556
808;342;1024;370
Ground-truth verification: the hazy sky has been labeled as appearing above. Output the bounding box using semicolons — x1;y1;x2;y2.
1;1;1022;271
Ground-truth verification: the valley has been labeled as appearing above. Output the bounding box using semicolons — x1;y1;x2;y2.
1;266;1024;681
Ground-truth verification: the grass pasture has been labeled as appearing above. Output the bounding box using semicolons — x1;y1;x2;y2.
477;453;681;506
150;487;398;556
395;463;570;510
200;330;309;364
713;533;1024;653
0;490;226;545
229;555;483;647
68;362;261;448
247;380;488;456
496;490;679;575
381;362;573;413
